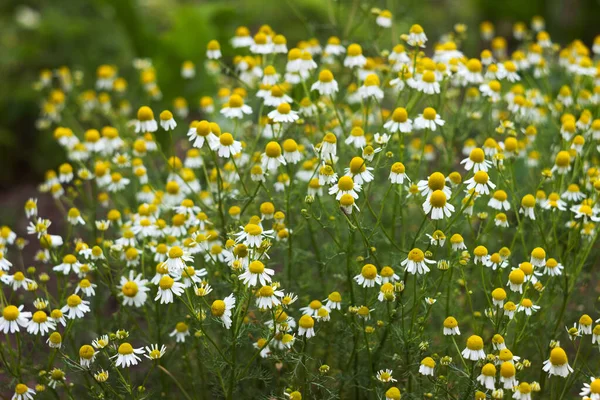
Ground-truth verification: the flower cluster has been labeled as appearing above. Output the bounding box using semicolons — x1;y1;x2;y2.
4;11;600;400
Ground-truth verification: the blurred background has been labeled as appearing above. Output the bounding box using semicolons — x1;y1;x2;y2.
0;0;599;192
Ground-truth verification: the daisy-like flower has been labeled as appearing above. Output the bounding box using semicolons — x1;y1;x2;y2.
376;369;397;383
416;71;440;94
414;107;445;131
498;361;517;389
206;40;222;59
0;305;31;334
61;294;90;319
211;294;236;329
354;264;381;288
220;94;252;119
488;190;510;210
268;102;299;123
358;74;384;100
234;223;274;248
75;279;97;297
282;139;302;164
329;176;361;200
520;194;536;220
580;377;600;400
513;382;533;400
216;133;243;158
169;322;190;343
324;292;342;310
311;69;339;96
345;157;373;185
579;314;593;335
517;298;540;315
389;162;409;184
67;207;85;225
155;275;185;304
507;269;525;293
460;148;492;172
401;248;435;275
377;282;396;301
443;316;460;335
571;203;600;223
144;344;167;360
422;190;455;220
298;315;315;338
79;344;97;368
543;346;573;377
462;335;486;361
159;110;176;131
12;384;36;400
27;217;51;238
161;246;193;277
261;141;287;172
345;126;367;149
188;120;220;150
529;247;546;267
465;171;495;195
542;258;563;276
385;387;401;400
417;172;451;198
344;44;367;68
419;357;435;376
384;107;413;133
135;106;157;133
561;184;585;202
26;310;55;336
475;363;497;390
239;260;275;287
118;271;149;307
407;24;427;47
112;343;144;368
92;335;109;349
376;9;392;27
255;285;284;310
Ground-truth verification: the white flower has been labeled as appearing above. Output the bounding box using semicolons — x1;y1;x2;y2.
118;271;150;307
155;276;185;304
401;249;435;275
112;343;144;368
212;294;236;329
61;294;90;319
0;305;31;334
239;260;275;287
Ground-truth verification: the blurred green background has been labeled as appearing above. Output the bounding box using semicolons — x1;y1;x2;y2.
1;0;599;190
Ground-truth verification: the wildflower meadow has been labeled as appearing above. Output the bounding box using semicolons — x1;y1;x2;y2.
3;6;600;400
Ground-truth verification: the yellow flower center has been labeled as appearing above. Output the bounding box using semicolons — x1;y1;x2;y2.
67;294;82;307
3;305;19;321
118;343;134;355
211;300;226;317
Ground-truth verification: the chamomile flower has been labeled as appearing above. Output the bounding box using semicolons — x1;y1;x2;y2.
579;377;600;400
298;315;315;338
135;106;157;133
477;363;497;390
12;383;35;400
462;335;486;361
211;294;236;328
144;344;167;360
169;322;190;343
422;190;455;220
155;275;185;304
407;24;427;47
443;316;460;335
414;107;445;131
239;260;275;287
329;176;361;200
112;343;144;368
0;305;31;334
118;271;149;307
311;69;339;96
61;294;90;319
401;248;435;275
376;369;397;383
542;346;573;377
354;264;381;288
419;357;435;376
